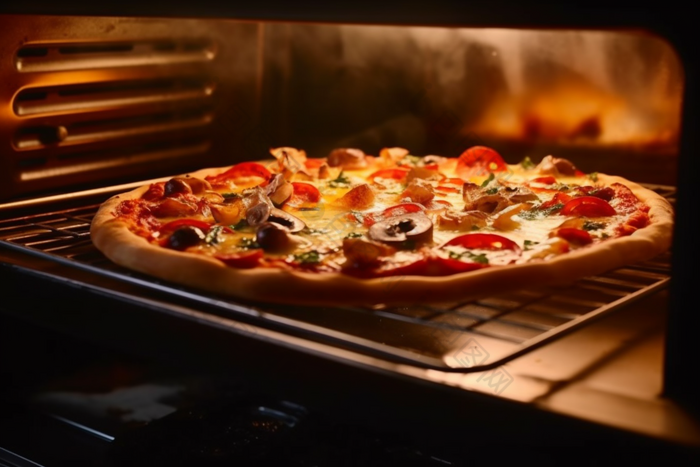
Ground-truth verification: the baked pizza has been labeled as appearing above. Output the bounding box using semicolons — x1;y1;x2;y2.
90;146;674;306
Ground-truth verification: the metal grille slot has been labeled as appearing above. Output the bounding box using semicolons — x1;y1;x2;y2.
15;40;215;73
0;184;674;372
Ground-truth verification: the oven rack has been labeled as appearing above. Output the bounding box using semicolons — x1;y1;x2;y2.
0;186;673;372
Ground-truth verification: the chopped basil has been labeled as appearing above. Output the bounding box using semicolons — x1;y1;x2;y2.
583;221;605;231
600;232;610;239
293;250;321;263
480;173;495;187
350;211;365;223
205;225;223;245
518;203;564;220
222;192;241;200
447;250;489;264
471;224;481;231
303;228;330;236
485;187;499;195
345;232;363;239
238;237;260;249
588;172;599;182
230;219;250;231
523;240;539;250
520;156;535;169
328;171;351;188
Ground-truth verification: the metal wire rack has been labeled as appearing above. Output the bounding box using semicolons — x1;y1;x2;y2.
0;185;674;372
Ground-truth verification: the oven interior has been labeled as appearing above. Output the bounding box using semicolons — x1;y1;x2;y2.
0;13;694;466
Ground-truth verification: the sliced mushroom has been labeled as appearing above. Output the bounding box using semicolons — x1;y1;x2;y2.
268;208;306;233
504;185;539;204
342;237;396;266
401;178;435;204
266;174;294;205
182;176;212;194
436;209;488;231
336;184;375;210
537;155;578;177
422;155;446;166
467;194;511;214
246;202;271;226
327;148;368;170
368;213;433;246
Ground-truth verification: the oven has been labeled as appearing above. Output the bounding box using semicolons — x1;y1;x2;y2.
0;2;698;465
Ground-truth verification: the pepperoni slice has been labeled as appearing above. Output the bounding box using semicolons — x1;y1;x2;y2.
456;146;508;179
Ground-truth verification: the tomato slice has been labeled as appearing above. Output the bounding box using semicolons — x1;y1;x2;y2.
214;250;264;269
443;177;465;186
362;203;424;227
561;196;616;217
456;146;508;179
286;182;321;206
530;176;557;185
206;162;271;185
443;233;521;253
303;158;326;169
367;168;410;181
158;218;212;233
539;192;572;210
555;228;593;245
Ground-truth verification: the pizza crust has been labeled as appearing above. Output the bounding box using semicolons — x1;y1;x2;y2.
90;166;674;307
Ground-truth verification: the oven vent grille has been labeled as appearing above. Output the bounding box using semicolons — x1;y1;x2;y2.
15;40;215;73
7;75;218;197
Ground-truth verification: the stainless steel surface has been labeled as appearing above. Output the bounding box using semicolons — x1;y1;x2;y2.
0;184;674;373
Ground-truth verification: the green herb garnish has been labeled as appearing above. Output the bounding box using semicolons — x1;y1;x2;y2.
447;250;489;264
480;173;495;188
485;187;499;195
238;237;260;249
304;228;330;236
329;171;351;188
471;224;481;231
345;232;363;239
583;221;605;231
523;240;539;250
398;155;421;167
222;192;241;200
588;172;599;183
520;156;535;169
205;225;223;245
518;203;564;220
293;250;321;264
230;219;250;231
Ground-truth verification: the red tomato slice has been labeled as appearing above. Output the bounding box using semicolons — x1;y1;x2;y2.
555;228;593;245
287;182;321;206
367;168;410;181
303;158;326;169
206;162;271;185
530;176;557;185
214;250;264;269
561;196;616;217
539;192;572;210
158;218;212;233
443;233;521;253
456;146;508;179
575;170;586;177
362;203;424;227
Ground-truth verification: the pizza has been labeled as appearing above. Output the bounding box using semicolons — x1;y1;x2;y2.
90;146;674;306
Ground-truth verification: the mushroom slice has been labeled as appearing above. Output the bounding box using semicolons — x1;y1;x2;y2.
436;209;488;232
505;185;539;204
406;166;443;183
336;184;376;210
266;174;294;206
255;222;293;252
327;148;368;170
246;202;271;226
401;178;435;205
536;155;578;177
368;212;433;246
268;208;306;233
342;237;396;266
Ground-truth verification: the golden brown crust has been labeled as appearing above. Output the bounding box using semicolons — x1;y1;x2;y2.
90;165;673;307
